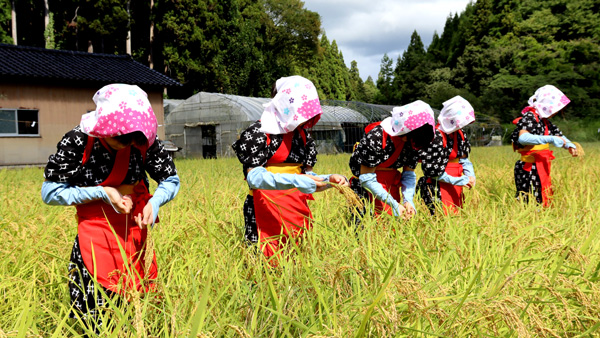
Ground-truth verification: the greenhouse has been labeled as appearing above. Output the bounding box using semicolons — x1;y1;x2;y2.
164;93;390;158
164;93;503;159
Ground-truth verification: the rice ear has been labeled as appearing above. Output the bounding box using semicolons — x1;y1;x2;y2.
330;182;364;210
572;142;585;156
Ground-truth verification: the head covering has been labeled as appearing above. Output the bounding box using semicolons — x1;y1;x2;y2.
526;85;570;118
80;84;158;146
259;75;322;135
437;96;475;134
380;100;435;137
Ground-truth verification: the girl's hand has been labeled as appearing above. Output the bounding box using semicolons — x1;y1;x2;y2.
403;202;416;219
466;176;476;189
103;186;133;214
134;202;154;229
329;174;349;188
568;146;578;157
303;174;329;192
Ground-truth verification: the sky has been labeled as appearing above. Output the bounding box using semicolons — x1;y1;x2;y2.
301;0;472;82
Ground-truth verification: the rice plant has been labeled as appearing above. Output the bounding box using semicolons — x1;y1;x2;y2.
0;144;599;337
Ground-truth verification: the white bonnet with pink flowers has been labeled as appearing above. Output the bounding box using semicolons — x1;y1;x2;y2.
259;75;322;135
380;100;435;136
437;96;475;134
80;84;158;146
527;85;570;119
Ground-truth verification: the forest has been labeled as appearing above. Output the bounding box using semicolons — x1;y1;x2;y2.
0;0;375;102
0;0;599;123
379;0;600;122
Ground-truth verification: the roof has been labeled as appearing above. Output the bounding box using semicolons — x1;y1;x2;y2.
167;92;369;127
0;43;181;87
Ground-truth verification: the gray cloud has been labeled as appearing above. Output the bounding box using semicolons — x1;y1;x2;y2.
302;0;471;81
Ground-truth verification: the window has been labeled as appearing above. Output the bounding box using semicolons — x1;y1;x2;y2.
0;109;39;136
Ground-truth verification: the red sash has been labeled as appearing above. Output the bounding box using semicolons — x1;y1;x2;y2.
370;169;403;216
513;108;554;206
254;130;313;258
367;122;406;216
437;128;465;214
438;162;464;215
520;148;555;207
76;138;157;294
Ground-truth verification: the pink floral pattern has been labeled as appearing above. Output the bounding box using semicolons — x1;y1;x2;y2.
297;99;321;119
527;85;570;118
79;84;157;146
382;100;435;136
437;96;475;134
405;112;435;131
259;76;323;134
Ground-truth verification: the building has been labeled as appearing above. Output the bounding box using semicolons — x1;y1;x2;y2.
0;44;180;166
164;93;386;158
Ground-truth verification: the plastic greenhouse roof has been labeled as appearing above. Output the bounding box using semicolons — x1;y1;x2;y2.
212;93;270;121
211;93;368;124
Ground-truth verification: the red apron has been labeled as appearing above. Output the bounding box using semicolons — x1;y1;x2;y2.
513;109;554;207
252;130;313;258
361;122;406;216
437;129;465;215
76;137;157;294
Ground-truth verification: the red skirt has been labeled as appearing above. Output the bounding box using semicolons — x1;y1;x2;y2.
253;188;313;258
439;162;464;215
371;169;402;216
76;196;157;295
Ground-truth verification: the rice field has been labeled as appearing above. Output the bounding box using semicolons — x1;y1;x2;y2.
1;143;599;337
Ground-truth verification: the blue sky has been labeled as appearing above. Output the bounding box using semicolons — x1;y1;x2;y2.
302;0;472;81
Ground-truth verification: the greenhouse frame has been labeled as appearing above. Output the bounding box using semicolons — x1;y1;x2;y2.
164;93;503;159
164;93;392;158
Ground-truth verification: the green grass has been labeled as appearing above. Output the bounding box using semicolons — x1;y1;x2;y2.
1;144;599;337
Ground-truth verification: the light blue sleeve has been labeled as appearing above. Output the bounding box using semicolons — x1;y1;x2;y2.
305;171;331;181
518;133;564;148
305;171;333;190
459;158;475;178
148;174;181;224
247;167;316;194
436;172;470;186
41;181;109;206
561;136;576;149
400;170;416;212
359;173;402;216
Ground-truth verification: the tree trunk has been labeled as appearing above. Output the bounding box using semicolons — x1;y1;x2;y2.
148;0;154;69
126;0;131;54
44;0;50;47
10;0;17;44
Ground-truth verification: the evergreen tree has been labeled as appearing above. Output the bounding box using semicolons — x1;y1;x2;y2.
392;30;429;103
375;53;394;104
349;60;365;102
0;0;12;43
363;76;379;103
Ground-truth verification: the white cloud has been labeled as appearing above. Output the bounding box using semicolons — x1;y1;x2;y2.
302;0;472;81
